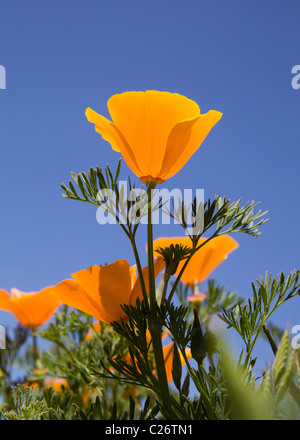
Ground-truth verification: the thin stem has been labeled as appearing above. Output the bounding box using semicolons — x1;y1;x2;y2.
263;325;278;356
181;348;216;420
146;185;173;418
32;328;38;367
129;236;149;309
160;276;170;306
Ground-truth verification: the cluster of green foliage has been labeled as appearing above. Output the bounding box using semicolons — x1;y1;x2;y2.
0;161;299;420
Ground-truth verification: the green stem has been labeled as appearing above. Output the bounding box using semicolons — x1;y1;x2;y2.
147;185;173;418
160;276;170;306
32;328;38;367
263;325;278;356
182;351;216;420
130;236;149;309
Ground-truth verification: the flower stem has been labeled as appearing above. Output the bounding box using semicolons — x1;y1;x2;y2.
32;328;38;367
130;236;149;309
147;185;173;418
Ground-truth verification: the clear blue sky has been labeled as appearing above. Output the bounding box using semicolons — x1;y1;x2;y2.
0;0;299;369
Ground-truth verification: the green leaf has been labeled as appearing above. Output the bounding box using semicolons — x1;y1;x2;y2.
272;330;290;387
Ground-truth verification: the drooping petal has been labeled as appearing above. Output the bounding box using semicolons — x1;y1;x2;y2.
159;110;223;180
107;91;201;179
71;261;133;322
85;107;121;152
85;107;143;177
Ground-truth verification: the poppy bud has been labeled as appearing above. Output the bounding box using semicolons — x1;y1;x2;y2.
191;308;206;366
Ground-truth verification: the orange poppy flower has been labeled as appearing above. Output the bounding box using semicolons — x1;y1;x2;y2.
153;235;239;285
53;258;165;323
0;287;61;329
86;91;222;185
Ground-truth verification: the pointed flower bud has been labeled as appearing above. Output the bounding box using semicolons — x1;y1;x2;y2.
191;308;206;366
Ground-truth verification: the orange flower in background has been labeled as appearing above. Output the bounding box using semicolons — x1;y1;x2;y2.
0;287;61;329
44;377;70;392
123;330;190;384
85;320;102;341
86;91;222;185
163;343;192;383
153;235;239;286
53;258;165;323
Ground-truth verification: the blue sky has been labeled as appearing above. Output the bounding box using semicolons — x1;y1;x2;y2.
0;0;300;370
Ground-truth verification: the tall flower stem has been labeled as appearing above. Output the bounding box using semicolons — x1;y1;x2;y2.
147;184;173;418
32;328;38;367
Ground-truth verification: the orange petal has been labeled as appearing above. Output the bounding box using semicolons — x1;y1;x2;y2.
0;289;15;312
44;377;69;392
181;235;238;284
85;107;121;152
53;279;110;322
153;235;238;285
160;110;222;180
0;289;30;325
72;261;133;322
129;264;137;289
0;288;60;328
107;91;201;179
15;287;60;328
85;107;142;177
163;343;192;383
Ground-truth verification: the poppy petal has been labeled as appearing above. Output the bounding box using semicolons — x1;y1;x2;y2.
53;279;112;322
107;91;201;178
85;107;143;177
153;235;238;285
160;110;223;180
0;288;60;328
72;261;132;322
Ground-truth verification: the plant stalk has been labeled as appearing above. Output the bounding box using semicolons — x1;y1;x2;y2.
147;184;173;418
